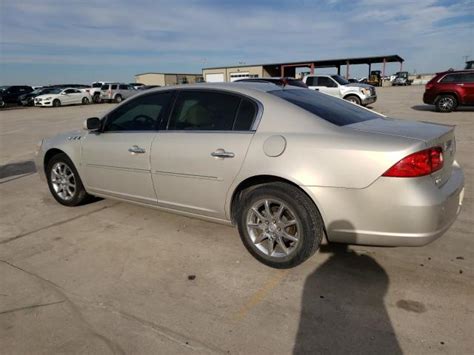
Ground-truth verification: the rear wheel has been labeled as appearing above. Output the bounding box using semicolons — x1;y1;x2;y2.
93;93;100;103
82;97;89;105
435;95;457;112
236;182;324;268
53;99;61;107
46;153;91;206
344;95;361;105
115;95;122;103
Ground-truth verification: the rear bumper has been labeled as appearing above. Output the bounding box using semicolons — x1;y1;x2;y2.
423;91;436;104
304;162;464;246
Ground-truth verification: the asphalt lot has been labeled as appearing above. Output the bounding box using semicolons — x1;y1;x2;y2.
1;86;473;354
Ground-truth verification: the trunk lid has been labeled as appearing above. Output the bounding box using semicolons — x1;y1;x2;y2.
348;118;456;186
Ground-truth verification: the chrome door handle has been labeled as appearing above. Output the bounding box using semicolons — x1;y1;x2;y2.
211;148;235;159
128;145;146;154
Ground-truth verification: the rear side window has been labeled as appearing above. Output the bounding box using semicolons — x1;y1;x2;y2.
119;84;128;90
111;84;118;90
440;74;463;83
101;84;109;90
234;98;257;130
168;91;241;131
270;89;379;126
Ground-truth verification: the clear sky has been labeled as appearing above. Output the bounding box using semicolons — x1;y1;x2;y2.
1;0;473;85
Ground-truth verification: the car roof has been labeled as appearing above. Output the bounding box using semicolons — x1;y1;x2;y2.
154;82;303;94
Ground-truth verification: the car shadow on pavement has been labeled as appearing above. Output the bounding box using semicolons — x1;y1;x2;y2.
293;221;402;355
412;104;474;112
0;160;36;180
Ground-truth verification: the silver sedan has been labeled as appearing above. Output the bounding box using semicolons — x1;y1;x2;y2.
35;83;464;268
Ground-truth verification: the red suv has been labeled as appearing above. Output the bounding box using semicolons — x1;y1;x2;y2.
423;70;474;112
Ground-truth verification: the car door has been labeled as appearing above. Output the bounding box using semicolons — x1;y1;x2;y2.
461;73;474;104
60;89;75;104
151;89;258;219
312;76;340;97
71;89;84;103
81;91;173;204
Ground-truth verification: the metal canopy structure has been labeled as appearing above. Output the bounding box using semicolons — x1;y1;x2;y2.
203;54;405;79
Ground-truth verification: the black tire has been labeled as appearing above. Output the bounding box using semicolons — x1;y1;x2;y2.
53;99;61;107
46;153;91;206
344;95;361;105
236;182;324;268
435;94;457;113
82;97;89;105
114;95;122;103
93;93;100;103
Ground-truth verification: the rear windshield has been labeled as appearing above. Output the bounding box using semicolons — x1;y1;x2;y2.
270;89;379;126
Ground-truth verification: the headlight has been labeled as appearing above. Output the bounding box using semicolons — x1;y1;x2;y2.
361;88;369;95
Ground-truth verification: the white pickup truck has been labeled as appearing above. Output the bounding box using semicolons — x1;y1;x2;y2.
86;81;110;103
302;74;377;106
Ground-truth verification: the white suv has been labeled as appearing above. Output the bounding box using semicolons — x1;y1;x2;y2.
303;74;377;106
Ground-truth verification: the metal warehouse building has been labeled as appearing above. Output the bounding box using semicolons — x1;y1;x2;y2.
135;72;203;86
202;55;404;82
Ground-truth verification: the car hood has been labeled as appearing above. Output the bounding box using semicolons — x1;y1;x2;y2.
345;83;373;89
36;93;59;99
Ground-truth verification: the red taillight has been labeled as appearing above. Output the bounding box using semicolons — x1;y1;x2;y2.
425;82;434;90
383;147;443;177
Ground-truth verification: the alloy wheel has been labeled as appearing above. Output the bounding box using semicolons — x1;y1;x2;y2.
246;199;301;258
50;162;76;201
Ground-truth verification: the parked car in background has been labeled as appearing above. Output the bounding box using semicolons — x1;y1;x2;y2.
18;87;59;106
35;83;464;268
0;96;4;108
100;83;137;103
86;81;110;103
130;83;145;89
138;85;161;90
34;87;91;107
303;74;377;106
235;77;308;88
423;70;474;112
0;85;34;104
392;72;413;86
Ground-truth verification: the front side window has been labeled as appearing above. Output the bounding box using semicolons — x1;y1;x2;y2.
168;91;241;131
103;92;172;132
64;89;75;94
111;84;118;90
119;84;128;90
270;89;379;126
318;77;337;87
331;75;349;85
461;73;474;83
305;77;316;86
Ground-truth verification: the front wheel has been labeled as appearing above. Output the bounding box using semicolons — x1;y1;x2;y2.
114;95;122;103
344;95;361;105
435;95;457;113
53;99;61;107
237;182;324;268
46;153;91;206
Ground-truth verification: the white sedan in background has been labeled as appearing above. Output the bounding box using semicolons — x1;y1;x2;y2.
35;88;91;107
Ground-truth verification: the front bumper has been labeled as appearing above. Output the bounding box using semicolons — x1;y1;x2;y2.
304;162;464;246
34;101;53;107
361;95;377;105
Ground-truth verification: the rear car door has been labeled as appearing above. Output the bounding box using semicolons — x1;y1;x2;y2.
461;73;474;104
81;91;173;203
151;89;259;219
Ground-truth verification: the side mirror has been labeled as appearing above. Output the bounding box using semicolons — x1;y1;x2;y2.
61;92;67;95
83;117;101;131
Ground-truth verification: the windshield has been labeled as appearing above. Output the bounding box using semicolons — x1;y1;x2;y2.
331;75;350;85
270;89;379;126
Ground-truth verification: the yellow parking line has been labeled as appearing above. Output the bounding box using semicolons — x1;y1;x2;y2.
234;270;289;321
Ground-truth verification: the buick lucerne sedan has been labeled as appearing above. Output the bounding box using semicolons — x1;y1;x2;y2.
35;83;464;268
